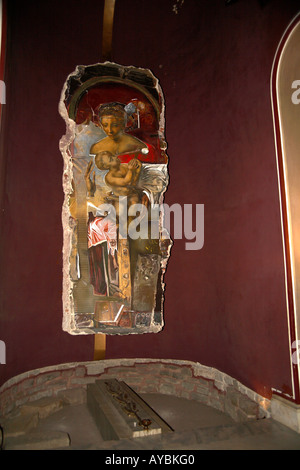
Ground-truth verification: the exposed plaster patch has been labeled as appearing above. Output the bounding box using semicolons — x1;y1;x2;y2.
173;0;185;14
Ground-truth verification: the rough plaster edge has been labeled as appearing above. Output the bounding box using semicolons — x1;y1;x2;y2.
271;394;300;433
0;358;271;417
58;62;171;336
58;74;76;335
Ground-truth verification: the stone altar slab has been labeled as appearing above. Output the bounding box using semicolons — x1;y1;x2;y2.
87;379;173;440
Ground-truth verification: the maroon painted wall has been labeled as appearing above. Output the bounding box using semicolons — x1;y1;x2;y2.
0;0;299;399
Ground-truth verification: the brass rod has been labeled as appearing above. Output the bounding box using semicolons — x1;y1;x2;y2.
94;0;116;360
102;0;116;62
94;334;106;360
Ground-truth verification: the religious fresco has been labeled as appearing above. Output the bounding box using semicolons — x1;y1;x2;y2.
59;63;171;335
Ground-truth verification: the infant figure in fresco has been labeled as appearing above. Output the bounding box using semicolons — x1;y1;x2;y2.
95;150;142;202
85;150;148;216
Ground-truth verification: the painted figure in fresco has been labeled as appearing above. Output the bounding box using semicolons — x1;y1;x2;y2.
90;102;157;164
85;150;148;297
84;103;152;298
81;99;169;323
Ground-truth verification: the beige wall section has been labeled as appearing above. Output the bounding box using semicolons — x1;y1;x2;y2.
276;19;300;361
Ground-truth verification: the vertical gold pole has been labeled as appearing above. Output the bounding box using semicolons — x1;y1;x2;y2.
94;334;106;360
94;0;116;360
102;0;116;62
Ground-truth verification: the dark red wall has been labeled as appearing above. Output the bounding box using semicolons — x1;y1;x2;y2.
0;0;299;399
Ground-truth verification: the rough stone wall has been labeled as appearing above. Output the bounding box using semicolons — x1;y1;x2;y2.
0;359;270;422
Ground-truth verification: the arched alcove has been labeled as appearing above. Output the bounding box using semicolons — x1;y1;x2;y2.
271;12;300;404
